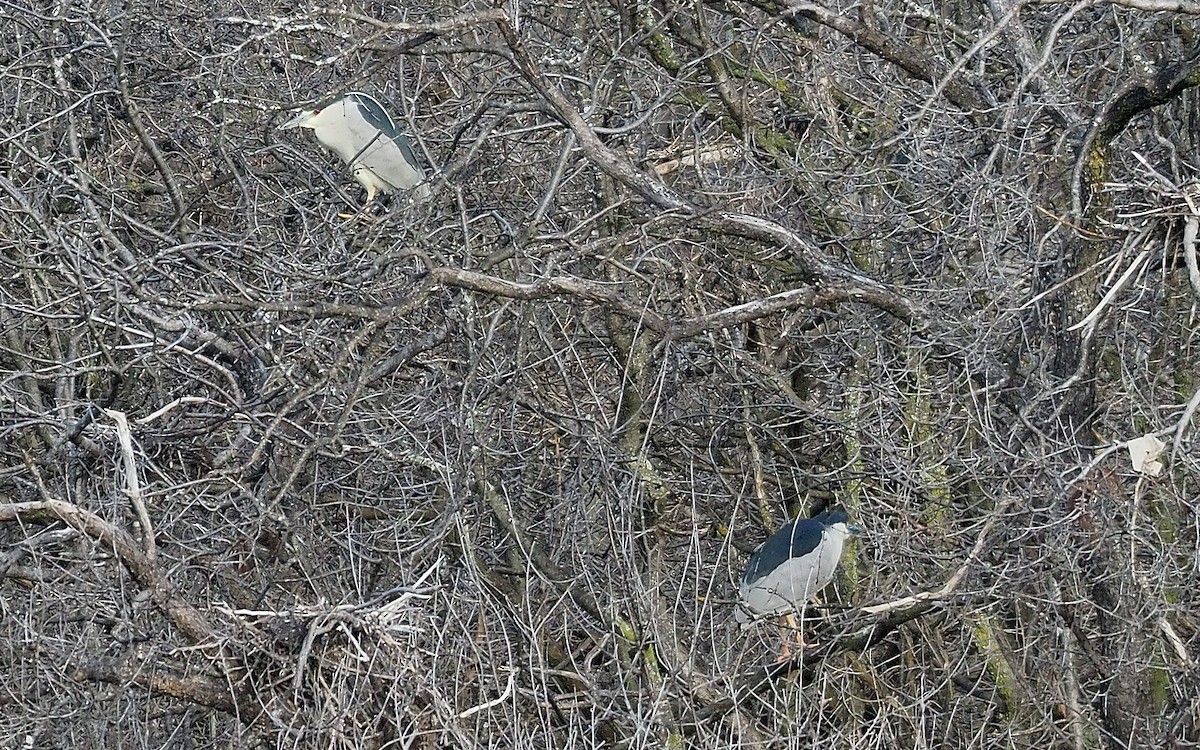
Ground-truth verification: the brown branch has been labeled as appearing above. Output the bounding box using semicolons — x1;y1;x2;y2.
314;7;507;32
490;18;934;332
3;466;246;713
785;1;995;117
1036;0;1200;14
495;18;693;213
0;495;217;646
667;287;818;338
1093;49;1200;145
71;650;237;713
115;30;192;242
693;600;938;720
430;264;927;339
707;213;931;325
1071;49;1200;239
430;266;673;332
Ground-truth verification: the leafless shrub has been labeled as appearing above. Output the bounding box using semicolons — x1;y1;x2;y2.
2;0;1199;748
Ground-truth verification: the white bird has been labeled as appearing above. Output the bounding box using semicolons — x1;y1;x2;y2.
737;509;861;657
280;91;430;214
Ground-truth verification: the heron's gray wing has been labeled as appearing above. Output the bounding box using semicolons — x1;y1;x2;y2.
741;518;824;587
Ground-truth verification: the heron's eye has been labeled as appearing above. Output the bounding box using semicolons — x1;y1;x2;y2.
313;108;322;114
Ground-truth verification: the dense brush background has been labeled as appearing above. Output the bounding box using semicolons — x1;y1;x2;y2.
2;0;1199;748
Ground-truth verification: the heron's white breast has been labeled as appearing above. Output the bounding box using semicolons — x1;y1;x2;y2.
737;524;849;620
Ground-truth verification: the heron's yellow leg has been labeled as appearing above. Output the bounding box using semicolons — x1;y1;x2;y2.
777;612;817;661
339;185;379;222
777;622;791;661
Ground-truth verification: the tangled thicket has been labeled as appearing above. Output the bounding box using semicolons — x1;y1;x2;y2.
2;0;1199;748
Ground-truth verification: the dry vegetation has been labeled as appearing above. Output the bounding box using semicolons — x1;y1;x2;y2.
2;0;1200;748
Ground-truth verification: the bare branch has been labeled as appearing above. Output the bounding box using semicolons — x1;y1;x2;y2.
786;1;996;117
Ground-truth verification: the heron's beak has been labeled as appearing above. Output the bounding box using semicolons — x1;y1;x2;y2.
847;523;865;536
278;111;311;130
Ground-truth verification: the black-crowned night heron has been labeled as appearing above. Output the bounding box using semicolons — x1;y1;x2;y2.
737;509;862;657
280;91;431;214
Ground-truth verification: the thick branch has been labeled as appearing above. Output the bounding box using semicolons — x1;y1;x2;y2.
72;651;237;713
785;1;995;117
1055;0;1200;14
496;18;704;212
494;18;932;330
708;214;931;325
431;265;927;339
0;499;218;645
1093;49;1200;145
430;267;671;332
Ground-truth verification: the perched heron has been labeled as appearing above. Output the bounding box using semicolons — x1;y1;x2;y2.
737;509;862;657
279;91;430;214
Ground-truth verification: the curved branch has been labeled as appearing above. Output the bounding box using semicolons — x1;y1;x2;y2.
495;19;695;212
0;493;217;645
493;18;933;329
430;264;925;339
784;1;995;118
707;213;931;324
1072;49;1200;241
1093;48;1200;145
1084;0;1200;10
115;29;192;242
